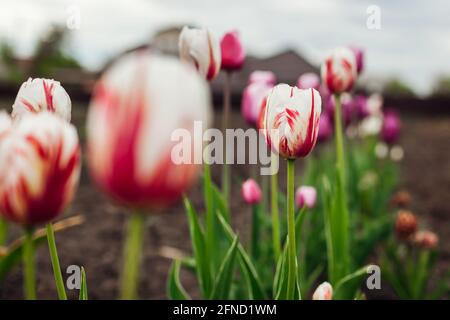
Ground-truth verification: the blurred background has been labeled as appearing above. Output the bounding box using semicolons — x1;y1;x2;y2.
0;0;449;299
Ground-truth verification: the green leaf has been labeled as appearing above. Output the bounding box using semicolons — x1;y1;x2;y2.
217;214;266;299
333;265;370;299
274;242;288;300
210;236;239;299
183;196;211;297
79;267;88;300
212;184;230;223
168;260;190;300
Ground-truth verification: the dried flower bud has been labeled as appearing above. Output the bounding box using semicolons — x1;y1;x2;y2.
395;210;418;239
391;190;412;208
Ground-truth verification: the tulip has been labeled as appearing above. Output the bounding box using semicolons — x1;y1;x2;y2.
312;282;333;300
179;26;221;81
220;30;245;204
242;179;263;260
349;45;364;74
391;190;412;208
0;112;80;300
11;78;71;122
413;230;438;249
321;47;357;94
317;113;333;142
249;70;276;85
366;93;383;116
325;93;354;126
381;109;401;144
320;48;356;288
395;210;418;239
220;30;245;71
0;113;80;225
261;83;321;299
241;81;272;126
353;94;369;119
295;186;317;209
263;84;322;159
297;73;320;91
87;51;211;299
241;179;262;205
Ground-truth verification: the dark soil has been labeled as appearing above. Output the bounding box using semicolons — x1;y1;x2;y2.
0;101;449;300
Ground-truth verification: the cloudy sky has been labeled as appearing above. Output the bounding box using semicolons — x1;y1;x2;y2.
1;0;449;95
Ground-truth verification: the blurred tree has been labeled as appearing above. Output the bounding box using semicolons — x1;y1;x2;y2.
30;26;81;77
431;76;450;97
0;42;24;83
383;78;416;97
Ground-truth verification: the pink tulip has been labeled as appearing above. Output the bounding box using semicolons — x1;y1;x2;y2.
413;230;439;249
321;47;357;94
179;26;221;81
317;113;333;142
261;84;322;159
381;109;401;144
295;186;317;209
248;70;276;85
241;81;272;126
312;282;333;300
220;30;245;71
349;45;365;74
325;93;353;126
241;179;262;205
354;94;369;119
12;78;71;122
0;113;80;226
87;51;211;208
297;73;320;91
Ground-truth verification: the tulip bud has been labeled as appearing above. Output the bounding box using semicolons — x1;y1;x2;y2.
391;190;412;208
261;84;322;159
249;70;276;85
220;30;245;71
381;109;401;145
0;113;80;226
241;81;272;126
241;179;262;205
179;26;221;81
297;73;320;91
312;282;333;300
349;45;364;74
413;230;439;249
87;51;211;208
321;47;357;94
317;113;333;142
11;78;71;122
395;210;418;239
295;186;317;209
0;111;11;137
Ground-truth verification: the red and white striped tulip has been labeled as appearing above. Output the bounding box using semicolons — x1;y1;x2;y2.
261;84;322;159
249;70;276;85
297;73;320;91
321;47;357;94
179;26;221;81
312;282;333;300
0;113;80;226
87;51;211;208
12;78;71;122
220;30;245;71
349;45;365;74
241;81;273;126
241;179;262;205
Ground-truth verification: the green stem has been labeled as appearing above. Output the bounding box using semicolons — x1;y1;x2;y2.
333;93;350;285
23;228;36;300
222;71;231;204
271;154;281;262
46;223;67;300
204;162;216;291
286;159;297;299
0;217;8;245
251;204;261;261
120;212;146;299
